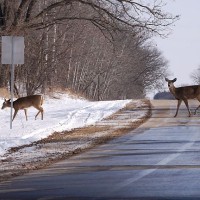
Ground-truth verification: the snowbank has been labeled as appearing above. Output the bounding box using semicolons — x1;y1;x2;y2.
0;94;131;157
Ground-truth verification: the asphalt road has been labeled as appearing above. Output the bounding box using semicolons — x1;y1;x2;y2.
0;100;200;200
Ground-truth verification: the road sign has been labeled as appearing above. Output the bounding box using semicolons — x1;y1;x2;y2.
2;36;24;64
1;36;24;129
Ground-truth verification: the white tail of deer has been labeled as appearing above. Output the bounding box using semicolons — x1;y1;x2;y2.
1;95;44;121
165;78;200;117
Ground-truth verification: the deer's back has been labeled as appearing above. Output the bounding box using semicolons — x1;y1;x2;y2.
176;85;200;99
14;95;43;109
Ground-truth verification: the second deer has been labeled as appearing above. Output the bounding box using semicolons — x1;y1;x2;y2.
165;78;200;117
1;95;44;121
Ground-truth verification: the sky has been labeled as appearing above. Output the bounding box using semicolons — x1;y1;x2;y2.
154;0;200;87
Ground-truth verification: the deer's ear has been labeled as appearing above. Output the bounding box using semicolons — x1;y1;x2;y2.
173;78;177;82
165;78;169;82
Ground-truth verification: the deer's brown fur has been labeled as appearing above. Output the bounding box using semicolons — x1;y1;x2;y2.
1;95;44;121
165;78;200;117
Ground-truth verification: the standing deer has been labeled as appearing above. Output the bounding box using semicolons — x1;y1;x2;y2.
165;78;200;117
1;95;44;121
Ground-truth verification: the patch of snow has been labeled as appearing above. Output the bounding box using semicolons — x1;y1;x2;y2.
0;94;132;157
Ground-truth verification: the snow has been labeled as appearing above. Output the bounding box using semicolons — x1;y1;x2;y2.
0;93;131;157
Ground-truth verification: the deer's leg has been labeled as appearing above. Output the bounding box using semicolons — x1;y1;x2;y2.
35;106;44;120
40;107;44;120
194;105;200;115
183;99;191;117
174;100;182;117
194;97;200;115
24;109;28;121
35;110;40;120
12;109;18;121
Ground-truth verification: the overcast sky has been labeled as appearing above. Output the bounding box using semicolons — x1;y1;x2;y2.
154;0;200;86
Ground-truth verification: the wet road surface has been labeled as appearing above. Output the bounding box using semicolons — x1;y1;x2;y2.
0;100;200;200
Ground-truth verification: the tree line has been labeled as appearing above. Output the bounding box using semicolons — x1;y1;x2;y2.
0;0;178;100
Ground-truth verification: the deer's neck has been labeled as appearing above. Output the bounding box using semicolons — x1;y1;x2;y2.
7;102;11;107
169;84;177;97
7;101;16;108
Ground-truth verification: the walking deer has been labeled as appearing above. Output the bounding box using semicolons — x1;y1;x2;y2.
165;78;200;117
1;95;44;121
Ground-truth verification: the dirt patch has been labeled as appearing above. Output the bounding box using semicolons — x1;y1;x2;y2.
0;99;151;182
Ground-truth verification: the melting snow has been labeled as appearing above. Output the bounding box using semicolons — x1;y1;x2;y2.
0;93;132;157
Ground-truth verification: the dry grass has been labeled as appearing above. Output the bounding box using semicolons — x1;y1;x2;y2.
38;99;151;145
40;126;110;143
0;88;10;98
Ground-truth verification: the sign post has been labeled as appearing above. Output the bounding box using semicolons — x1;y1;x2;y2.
1;36;24;129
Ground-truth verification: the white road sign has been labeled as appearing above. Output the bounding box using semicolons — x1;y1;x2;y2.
1;36;24;64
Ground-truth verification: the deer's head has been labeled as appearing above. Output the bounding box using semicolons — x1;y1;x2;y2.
165;78;177;89
1;99;11;109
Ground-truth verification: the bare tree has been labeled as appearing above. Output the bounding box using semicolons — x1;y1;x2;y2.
11;19;169;99
0;0;178;36
191;66;200;84
0;0;176;99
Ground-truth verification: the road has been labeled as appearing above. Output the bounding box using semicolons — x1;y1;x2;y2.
0;100;200;200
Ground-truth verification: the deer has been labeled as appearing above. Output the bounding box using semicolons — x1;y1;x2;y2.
165;78;200;117
1;95;44;121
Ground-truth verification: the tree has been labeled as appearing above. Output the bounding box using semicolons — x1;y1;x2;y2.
191;66;200;84
0;0;178;36
0;0;178;99
154;91;175;100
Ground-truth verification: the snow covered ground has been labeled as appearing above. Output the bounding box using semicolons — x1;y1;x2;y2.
0;93;132;158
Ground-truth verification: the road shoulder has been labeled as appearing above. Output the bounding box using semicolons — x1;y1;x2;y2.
0;99;151;182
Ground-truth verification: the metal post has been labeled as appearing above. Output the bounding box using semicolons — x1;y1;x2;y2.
10;36;14;129
2;36;24;129
97;73;100;101
97;65;100;101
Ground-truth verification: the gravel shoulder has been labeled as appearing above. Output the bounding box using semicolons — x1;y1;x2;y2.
0;99;151;182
